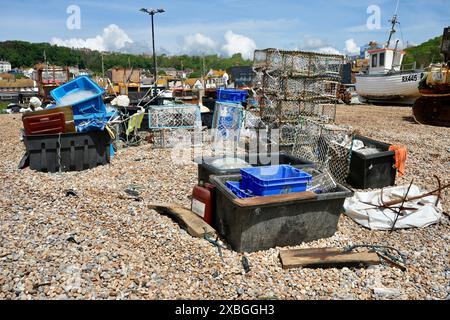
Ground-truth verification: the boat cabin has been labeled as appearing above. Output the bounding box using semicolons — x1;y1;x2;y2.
367;48;405;75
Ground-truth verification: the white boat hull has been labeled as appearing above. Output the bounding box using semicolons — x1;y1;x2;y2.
355;72;423;105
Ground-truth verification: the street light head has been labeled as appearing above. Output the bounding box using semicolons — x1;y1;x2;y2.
140;8;165;15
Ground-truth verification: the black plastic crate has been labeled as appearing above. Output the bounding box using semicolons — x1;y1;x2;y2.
347;135;396;189
195;152;316;184
23;131;112;173
210;173;353;253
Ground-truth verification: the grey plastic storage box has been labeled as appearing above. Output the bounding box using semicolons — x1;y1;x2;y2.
23;131;111;173
210;173;353;253
195;152;315;184
347;135;396;189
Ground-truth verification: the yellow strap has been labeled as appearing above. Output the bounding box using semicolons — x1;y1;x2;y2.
105;125;116;140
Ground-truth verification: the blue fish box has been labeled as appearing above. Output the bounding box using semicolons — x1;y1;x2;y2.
51;76;106;116
240;165;313;196
225;181;253;199
217;89;248;104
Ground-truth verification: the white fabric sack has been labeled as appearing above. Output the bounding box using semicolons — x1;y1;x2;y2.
344;185;443;230
116;95;130;107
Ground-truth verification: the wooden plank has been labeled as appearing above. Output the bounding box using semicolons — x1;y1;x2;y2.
234;191;317;208
280;248;380;269
22;106;76;133
281;247;341;259
148;203;216;238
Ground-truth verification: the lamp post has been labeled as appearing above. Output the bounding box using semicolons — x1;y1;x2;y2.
140;8;165;99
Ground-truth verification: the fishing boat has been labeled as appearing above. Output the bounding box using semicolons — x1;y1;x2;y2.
355;2;424;105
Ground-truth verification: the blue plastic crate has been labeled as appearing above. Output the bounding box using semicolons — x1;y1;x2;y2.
51;76;106;116
217;89;248;104
241;165;313;196
225;181;253;199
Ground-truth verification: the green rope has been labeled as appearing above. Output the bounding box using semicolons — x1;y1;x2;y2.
204;233;225;263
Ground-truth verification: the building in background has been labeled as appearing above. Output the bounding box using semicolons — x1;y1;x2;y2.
160;68;194;78
228;66;254;88
205;69;227;89
0;78;37;103
0;61;12;73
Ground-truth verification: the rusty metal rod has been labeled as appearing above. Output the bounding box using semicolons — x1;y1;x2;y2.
382;183;450;207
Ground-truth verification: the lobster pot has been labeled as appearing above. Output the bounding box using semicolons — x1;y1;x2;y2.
278;99;301;123
151;129;202;149
291;119;354;184
261;73;282;93
258;95;279;127
148;104;201;129
307;54;344;77
243;111;264;129
283;77;339;99
254;49;344;77
283;53;311;76
299;100;337;123
283;52;344;77
279;123;300;145
252;70;264;89
253;49;284;71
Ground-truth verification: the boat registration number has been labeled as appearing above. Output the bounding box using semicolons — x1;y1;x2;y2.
402;74;419;83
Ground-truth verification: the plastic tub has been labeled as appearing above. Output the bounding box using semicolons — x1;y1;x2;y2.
51;76;106;116
210;173;353;252
225;181;253;199
217;89;248;104
347;135;396;189
241;165;313;196
23;112;66;135
195;152;315;184
23;131;111;173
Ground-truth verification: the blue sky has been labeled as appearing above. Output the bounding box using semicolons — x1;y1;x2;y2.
0;0;449;58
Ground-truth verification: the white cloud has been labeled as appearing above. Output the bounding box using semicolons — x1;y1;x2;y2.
317;47;341;55
181;33;218;55
178;31;257;59
299;36;328;50
344;38;360;55
51;24;133;52
221;31;257;60
297;36;341;55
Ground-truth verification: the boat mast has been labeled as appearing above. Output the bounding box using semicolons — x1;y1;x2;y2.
386;0;400;48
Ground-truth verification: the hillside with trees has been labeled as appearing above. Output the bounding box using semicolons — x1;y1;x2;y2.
0;41;252;75
403;35;444;68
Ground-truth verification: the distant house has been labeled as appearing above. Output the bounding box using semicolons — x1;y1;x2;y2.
184;78;203;90
228;66;254;88
160;68;177;77
0;61;11;73
205;69;228;89
160;68;194;78
0;78;37;103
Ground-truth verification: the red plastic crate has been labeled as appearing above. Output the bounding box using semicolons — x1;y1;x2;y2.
23;112;66;135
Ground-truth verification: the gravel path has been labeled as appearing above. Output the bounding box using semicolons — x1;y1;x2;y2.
0;105;449;300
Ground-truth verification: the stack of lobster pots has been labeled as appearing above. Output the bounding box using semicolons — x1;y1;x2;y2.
252;49;345;149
